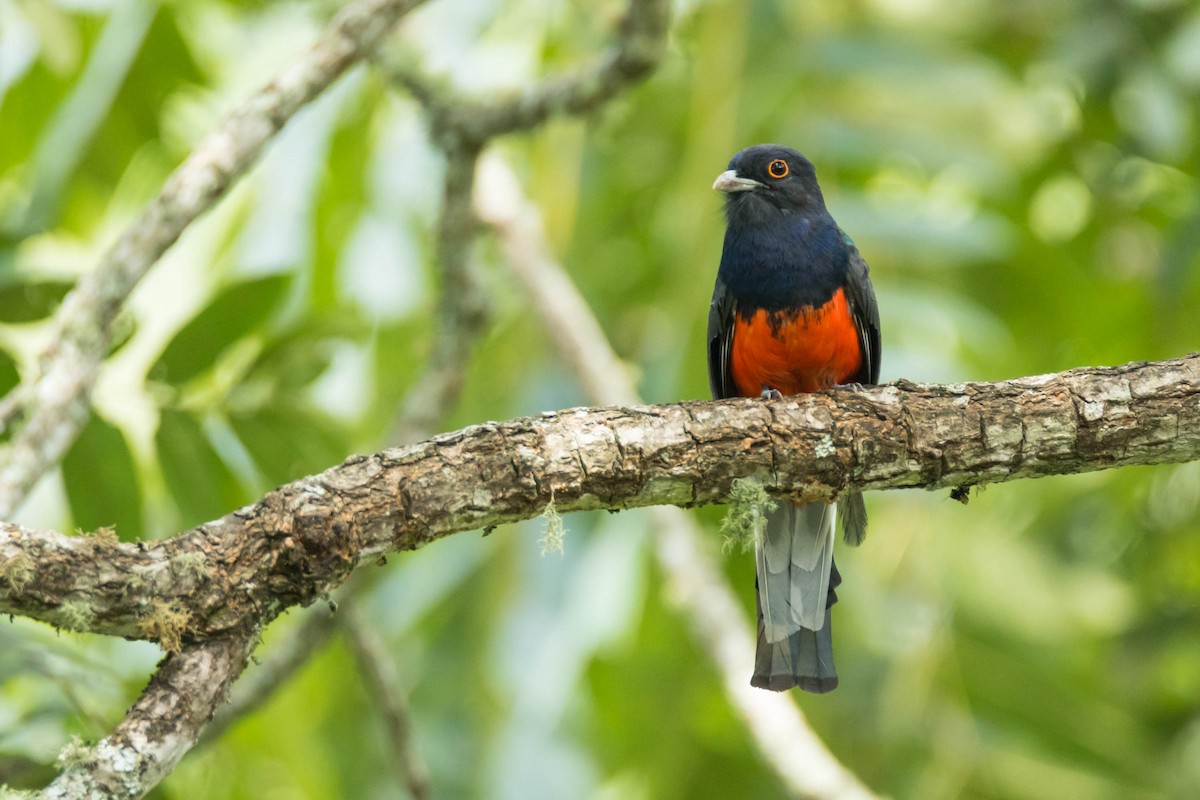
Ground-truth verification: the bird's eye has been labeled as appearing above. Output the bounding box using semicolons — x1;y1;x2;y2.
767;159;789;179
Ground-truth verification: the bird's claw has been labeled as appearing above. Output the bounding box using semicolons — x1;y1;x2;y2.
760;386;784;401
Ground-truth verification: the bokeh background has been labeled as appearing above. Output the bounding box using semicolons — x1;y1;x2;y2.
3;0;1200;797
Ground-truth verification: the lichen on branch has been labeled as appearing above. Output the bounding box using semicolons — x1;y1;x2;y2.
721;478;777;553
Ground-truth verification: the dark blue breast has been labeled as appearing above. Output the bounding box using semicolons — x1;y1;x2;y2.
717;213;849;313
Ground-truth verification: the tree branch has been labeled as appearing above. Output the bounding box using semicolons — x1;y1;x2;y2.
343;606;430;800
390;147;490;443
4;355;1197;644
41;632;257;799
384;0;669;148
0;0;429;519
199;600;341;746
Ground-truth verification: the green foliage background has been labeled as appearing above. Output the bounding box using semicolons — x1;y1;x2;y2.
3;0;1200;797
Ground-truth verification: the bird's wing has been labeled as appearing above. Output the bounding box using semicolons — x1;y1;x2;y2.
843;246;881;385
707;276;738;400
839;239;881;545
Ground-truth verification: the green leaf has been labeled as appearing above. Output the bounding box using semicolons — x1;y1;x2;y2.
0;280;73;323
156;409;245;528
249;315;365;391
312;89;376;311
230;405;344;487
62;415;143;538
0;348;18;396
89;9;204;188
149;274;290;386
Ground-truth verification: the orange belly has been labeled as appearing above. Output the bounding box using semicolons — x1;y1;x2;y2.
731;288;861;397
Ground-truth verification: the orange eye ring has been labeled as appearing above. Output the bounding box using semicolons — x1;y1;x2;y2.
767;159;789;179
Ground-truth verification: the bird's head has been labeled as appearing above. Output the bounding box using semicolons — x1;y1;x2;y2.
713;145;827;226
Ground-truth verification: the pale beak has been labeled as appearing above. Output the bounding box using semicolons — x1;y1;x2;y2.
712;170;762;193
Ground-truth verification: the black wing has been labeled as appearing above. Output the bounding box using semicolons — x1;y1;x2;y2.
707;276;738;400
839;243;880;546
843;247;881;385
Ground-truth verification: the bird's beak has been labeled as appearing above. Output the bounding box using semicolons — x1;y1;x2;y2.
712;170;762;193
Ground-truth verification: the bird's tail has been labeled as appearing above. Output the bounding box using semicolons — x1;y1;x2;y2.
751;502;842;693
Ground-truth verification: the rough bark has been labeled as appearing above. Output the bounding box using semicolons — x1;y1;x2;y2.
42;635;256;799
4;354;1197;649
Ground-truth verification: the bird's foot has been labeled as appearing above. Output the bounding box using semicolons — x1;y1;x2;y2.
760;386;784;401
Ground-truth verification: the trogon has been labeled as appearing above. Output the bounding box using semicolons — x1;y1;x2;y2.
707;144;881;693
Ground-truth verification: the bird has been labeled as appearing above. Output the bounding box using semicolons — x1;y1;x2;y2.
707;144;881;692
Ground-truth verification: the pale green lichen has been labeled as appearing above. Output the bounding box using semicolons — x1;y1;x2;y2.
59;600;95;633
139;599;192;654
720;478;777;554
539;499;566;556
170;551;208;581
88;526;119;548
0;553;34;594
123;570;146;594
56;734;92;769
814;435;836;458
0;785;38;799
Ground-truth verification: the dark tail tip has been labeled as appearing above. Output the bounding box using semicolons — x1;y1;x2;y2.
751;672;839;693
752;620;839;694
752;561;842;693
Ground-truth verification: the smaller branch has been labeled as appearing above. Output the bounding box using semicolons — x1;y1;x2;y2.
0;0;429;519
0;392;21;432
382;0;669;147
386;0;669;439
41;632;257;800
343;607;430;800
391;148;491;444
385;0;669;438
474;152;881;800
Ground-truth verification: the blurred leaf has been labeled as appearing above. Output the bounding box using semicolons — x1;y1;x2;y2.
149;274;290;386
15;0;156;236
156;409;245;528
312;84;376;311
230;404;344;487
88;7;202;186
249;315;366;391
0;280;72;323
0;23;80;179
62;414;143;538
371;316;431;423
0;752;56;791
0;348;18;396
